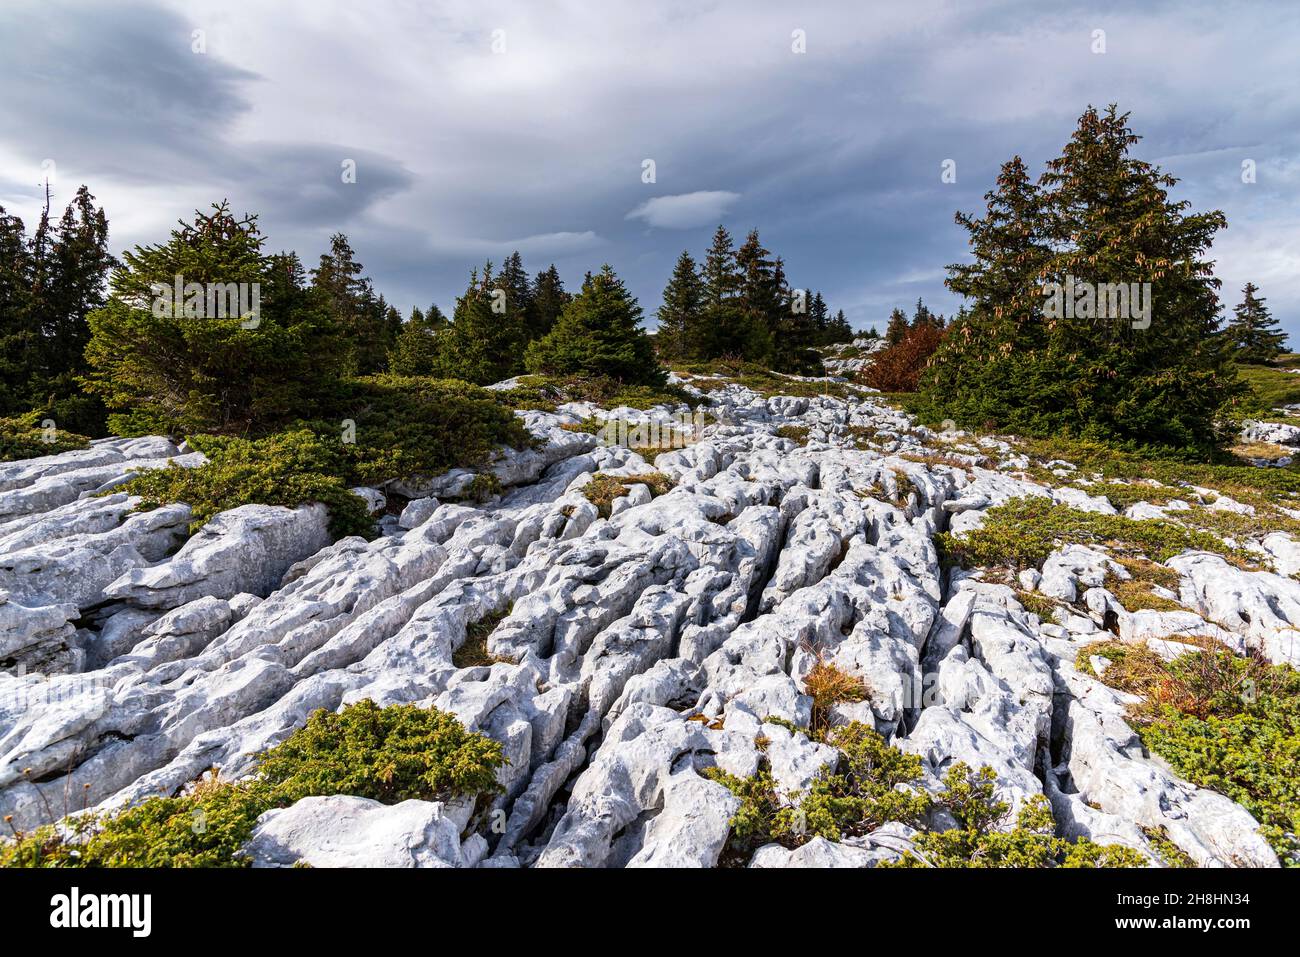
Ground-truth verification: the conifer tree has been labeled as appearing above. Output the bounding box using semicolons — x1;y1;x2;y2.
1226;282;1288;364
84;202;349;436
0;186;114;434
656;250;703;361
525;264;664;384
809;291;829;340
389;304;447;376
310;233;384;373
885;308;909;346
526;264;568;340
434;263;527;385
920;106;1242;454
826;309;853;342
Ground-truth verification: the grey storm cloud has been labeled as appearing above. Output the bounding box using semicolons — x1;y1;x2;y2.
1;0;1297;337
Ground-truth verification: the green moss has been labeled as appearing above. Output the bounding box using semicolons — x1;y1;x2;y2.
936;497;1258;571
1;700;506;868
774;425;810;444
0;412;90;462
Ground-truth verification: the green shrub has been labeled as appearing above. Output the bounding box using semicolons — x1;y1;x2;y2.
0;411;90;462
1083;644;1300;864
937;497;1257;570
310;374;532;488
774;425;810;444
83;203;353;437
793;723;931;841
884;763;1148;868
254;699;507;807
1;776;266;869
525;265;666;386
1;701;506;868
115;429;373;538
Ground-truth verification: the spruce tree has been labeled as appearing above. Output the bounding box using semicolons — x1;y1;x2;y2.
826;309;853;342
809;291;829;342
920;106;1242;454
656;250;703;361
496;250;534;341
885;308;909;346
1227;282;1287;363
525;264;665;385
0;186;114;434
733;230;778;365
310;233;383;373
526;264;568;341
434;263;527;385
389;304;447;376
84;202;350;436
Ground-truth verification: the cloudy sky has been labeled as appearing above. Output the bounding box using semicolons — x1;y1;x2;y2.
2;0;1297;337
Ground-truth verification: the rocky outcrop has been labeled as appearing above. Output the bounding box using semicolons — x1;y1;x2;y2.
0;369;1292;869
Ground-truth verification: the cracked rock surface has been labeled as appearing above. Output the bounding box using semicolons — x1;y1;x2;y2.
0;370;1293;868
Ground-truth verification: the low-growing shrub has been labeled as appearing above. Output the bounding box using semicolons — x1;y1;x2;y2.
859;322;945;393
1;701;506;868
115;429;374;538
883;763;1147;868
0;411;90;462
254;699;506;807
937;497;1257;571
1081;643;1300;863
308;375;532;488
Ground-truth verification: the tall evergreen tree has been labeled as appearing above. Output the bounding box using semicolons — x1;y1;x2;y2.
808;290;828;339
1226;282;1287;364
495;250;534;340
826;309;853;342
434;263;527;384
389;303;447;376
885;308;909;346
920;106;1242;454
0;185;114;434
526;264;568;341
656;250;703;361
311;233;386;374
525;264;664;384
84;202;349;436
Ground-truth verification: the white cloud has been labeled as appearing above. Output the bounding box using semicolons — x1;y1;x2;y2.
625;191;742;229
432;230;605;258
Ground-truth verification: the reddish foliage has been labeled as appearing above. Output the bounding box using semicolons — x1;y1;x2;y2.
860;323;945;392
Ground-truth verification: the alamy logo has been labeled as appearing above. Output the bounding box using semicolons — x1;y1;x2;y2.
151;274;261;328
49;887;152;938
1042;275;1151;329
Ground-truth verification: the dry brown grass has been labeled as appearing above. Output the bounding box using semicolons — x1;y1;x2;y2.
803;653;869;733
